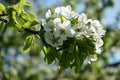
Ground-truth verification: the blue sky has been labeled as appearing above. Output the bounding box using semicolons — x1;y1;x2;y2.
109;49;120;64
103;0;120;27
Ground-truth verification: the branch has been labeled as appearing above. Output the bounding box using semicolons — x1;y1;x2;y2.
24;24;43;34
0;18;8;23
104;61;120;68
24;28;39;34
0;14;7;16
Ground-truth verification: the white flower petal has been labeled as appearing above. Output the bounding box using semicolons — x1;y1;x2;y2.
53;18;61;25
63;20;71;27
46;9;51;18
78;13;87;24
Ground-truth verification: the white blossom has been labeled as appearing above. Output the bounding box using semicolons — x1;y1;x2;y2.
92;20;106;37
46;9;52;19
87;55;98;64
53;19;75;41
78;13;87;25
55;5;77;19
44;32;63;47
43;5;106;63
53;18;61;26
74;13;89;38
42;20;55;32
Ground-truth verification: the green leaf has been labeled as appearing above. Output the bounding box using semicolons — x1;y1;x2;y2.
71;17;78;26
20;12;37;21
85;37;96;55
23;21;39;28
14;24;23;32
19;12;29;21
0;3;6;14
74;45;87;73
23;21;31;28
43;46;59;64
23;35;34;50
76;36;96;55
12;0;26;14
16;17;25;25
61;37;75;49
39;28;48;47
26;12;37;20
7;8;16;27
73;36;96;72
59;49;74;70
59;40;75;70
13;16;25;32
7;7;38;31
0;21;4;30
30;21;39;26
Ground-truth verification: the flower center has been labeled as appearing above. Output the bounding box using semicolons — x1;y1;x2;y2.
50;25;55;29
60;28;66;34
75;28;81;32
51;37;60;44
86;21;91;26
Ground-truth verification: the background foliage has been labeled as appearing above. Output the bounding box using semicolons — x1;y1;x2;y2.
0;0;120;80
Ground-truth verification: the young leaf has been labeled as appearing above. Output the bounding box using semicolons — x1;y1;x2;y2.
0;21;4;30
23;35;34;50
0;3;6;14
59;49;75;70
12;0;26;14
74;45;87;73
71;17;78;26
43;46;59;64
85;37;96;55
16;17;25;26
20;12;37;21
39;28;48;47
59;40;75;70
76;36;96;55
7;8;16;27
23;21;39;28
26;12;37;20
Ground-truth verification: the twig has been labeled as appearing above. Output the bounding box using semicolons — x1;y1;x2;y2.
0;18;7;23
24;24;43;34
24;28;39;34
0;14;7;16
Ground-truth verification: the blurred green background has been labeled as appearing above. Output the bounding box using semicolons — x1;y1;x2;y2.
0;0;120;80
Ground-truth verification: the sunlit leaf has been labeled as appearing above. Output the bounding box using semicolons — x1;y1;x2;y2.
0;3;6;14
12;0;26;14
23;35;34;50
7;7;16;27
26;12;37;20
59;49;74;70
74;45;87;72
43;46;59;64
23;21;39;28
0;21;4;30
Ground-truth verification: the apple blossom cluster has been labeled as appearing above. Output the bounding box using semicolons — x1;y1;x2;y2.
42;5;106;56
